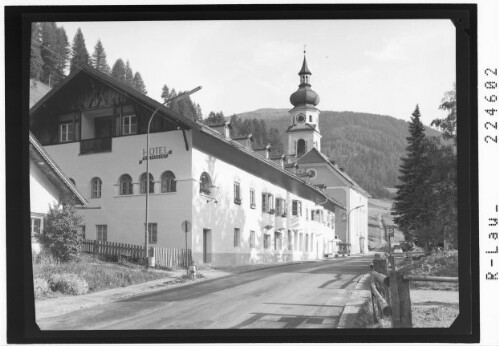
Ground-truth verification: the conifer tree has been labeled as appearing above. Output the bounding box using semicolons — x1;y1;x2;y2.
132;72;147;94
70;28;90;73
30;22;43;81
91;39;110;74
111;58;126;82
391;105;432;245
39;22;69;86
195;103;203;120
124;60;134;86
161;84;170;103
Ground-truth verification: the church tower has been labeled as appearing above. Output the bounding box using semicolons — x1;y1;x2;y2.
286;52;322;159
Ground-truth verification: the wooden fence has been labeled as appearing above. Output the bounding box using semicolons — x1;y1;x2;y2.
81;240;192;268
369;254;458;328
153;247;192;268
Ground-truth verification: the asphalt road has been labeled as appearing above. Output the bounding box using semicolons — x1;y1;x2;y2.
37;256;372;330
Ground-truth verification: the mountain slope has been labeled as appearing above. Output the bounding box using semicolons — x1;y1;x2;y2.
235;109;443;198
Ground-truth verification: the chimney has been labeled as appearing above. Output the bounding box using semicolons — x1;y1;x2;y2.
284;162;299;174
254;143;272;159
232;133;254;149
270;154;287;168
208;121;231;138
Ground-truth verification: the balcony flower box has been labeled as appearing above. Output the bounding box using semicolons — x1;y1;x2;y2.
234;198;242;205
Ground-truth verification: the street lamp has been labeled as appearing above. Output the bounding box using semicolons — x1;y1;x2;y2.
144;86;202;268
342;205;364;254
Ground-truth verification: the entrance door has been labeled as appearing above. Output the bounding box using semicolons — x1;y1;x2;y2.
94;116;112;138
203;229;211;263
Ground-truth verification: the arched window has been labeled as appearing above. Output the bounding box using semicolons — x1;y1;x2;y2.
297;139;306;157
200;172;212;195
161;171;176;193
91;177;102;198
119;174;133;195
309;115;312;122
140;173;154;194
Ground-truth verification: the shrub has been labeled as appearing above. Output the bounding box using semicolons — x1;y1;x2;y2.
39;203;84;262
33;278;50;298
49;273;89;295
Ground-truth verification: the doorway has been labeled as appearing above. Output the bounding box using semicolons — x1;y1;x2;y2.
203;229;211;263
94;116;112;138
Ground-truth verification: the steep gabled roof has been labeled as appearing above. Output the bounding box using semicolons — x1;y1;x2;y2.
29;131;87;205
297;147;371;198
30;66;201;131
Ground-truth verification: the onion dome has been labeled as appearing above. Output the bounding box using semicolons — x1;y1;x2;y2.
290;54;320;107
290;86;320;107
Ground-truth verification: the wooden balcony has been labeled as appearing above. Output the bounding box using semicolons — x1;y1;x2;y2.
80;137;112;155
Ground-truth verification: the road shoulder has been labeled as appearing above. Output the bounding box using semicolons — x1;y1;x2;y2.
337;273;371;328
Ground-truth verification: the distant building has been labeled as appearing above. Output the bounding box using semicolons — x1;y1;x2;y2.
29;132;87;253
29;54;368;264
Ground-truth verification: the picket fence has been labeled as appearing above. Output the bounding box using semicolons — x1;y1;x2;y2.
81;240;192;268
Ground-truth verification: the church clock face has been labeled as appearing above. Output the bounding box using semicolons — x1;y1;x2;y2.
296;113;306;124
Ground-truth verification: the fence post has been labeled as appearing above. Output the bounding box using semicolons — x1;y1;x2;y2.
399;276;412;327
388;255;395;271
389;271;401;328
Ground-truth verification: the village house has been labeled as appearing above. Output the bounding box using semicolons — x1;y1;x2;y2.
29;131;87;253
29;54;369;265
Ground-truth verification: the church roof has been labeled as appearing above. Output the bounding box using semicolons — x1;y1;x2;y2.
299;56;311;75
285;123;319;133
290;86;320;107
297;147;371;198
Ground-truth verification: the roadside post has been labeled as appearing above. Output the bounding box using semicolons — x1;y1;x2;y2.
181;220;192;275
387;226;394;254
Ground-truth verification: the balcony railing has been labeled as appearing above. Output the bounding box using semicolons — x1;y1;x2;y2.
80;137;112;155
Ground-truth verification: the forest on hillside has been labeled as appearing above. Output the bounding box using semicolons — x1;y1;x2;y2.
232;109;444;199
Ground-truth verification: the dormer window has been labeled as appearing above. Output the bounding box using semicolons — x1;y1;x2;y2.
122;114;137;135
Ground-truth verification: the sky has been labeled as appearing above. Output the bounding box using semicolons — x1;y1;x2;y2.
58;20;455;125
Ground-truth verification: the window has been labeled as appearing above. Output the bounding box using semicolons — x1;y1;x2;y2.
234;228;240;247
119;174;133;195
97;225;107;242
288;230;293;250
250;189;256;209
276;198;280;216
234;182;241;204
305;234;309;252
91;177;102;198
311;210;315;221
122;114;137;135
292;200;302;216
60;122;73;142
80;225;86;240
275;232;282;250
31;217;42;239
309;115;312;122
140;173;154;194
161;171;176;192
148;223;157;244
264;234;270;249
262;193;274;213
200;172;212;195
297;139;306;157
250;231;255;248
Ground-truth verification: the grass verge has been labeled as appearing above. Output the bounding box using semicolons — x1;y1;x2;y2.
33;252;172;298
412;303;459;328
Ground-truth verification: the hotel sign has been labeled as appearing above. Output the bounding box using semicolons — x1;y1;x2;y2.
139;146;173;164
